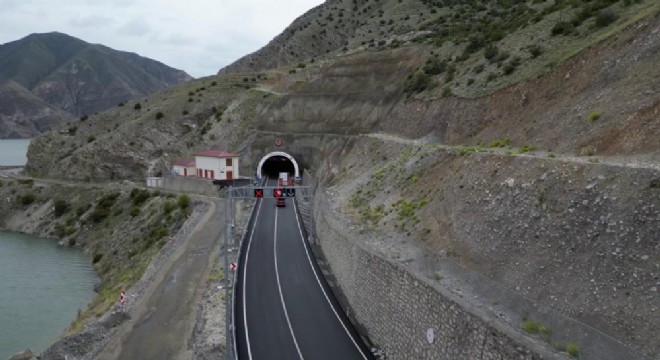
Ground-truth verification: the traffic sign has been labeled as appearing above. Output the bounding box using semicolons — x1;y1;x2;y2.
254;189;263;198
273;188;283;198
285;188;296;197
230;262;237;271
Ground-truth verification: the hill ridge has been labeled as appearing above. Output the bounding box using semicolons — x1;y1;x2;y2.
0;32;193;138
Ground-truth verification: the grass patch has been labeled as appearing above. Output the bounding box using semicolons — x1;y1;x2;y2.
208;269;224;282
523;319;551;339
518;145;537;154
566;343;579;357
487;138;511;148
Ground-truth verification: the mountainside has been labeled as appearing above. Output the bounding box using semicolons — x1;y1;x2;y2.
0;32;193;138
25;0;659;358
0;80;72;138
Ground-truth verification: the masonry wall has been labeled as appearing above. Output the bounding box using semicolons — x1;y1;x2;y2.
162;175;218;197
306;188;562;360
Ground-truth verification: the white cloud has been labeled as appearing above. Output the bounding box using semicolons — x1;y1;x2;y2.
70;15;115;28
0;0;324;77
117;18;152;37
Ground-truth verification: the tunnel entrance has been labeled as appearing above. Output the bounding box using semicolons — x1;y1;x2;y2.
256;151;300;180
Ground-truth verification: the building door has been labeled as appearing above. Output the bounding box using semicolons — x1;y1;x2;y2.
226;171;233;180
184;168;188;176
210;170;215;179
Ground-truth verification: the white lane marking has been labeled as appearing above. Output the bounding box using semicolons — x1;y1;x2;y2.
293;200;369;360
242;198;263;360
274;207;305;360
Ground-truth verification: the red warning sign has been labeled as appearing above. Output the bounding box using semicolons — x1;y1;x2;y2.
273;188;283;198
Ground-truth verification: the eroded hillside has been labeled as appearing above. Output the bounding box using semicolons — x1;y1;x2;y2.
24;0;659;358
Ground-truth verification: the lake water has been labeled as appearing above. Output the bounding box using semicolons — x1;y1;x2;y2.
0;232;97;358
0;139;31;166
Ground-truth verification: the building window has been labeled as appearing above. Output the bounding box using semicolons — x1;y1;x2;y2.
226;158;233;166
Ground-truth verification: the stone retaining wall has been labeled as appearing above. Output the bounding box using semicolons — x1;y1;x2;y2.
306;187;562;360
162;175;218;197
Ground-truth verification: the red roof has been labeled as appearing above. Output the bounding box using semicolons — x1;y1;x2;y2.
174;159;195;167
196;150;237;158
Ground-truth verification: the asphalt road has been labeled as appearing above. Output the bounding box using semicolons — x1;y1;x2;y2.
235;180;373;360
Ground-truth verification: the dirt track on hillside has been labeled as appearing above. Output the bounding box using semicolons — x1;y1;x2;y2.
95;199;223;360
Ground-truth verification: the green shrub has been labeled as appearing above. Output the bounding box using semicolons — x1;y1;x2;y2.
595;10;617;27
87;136;96;143
53;199;70;217
134;103;142;110
442;86;452;97
486;73;497;82
54;223;66;237
528;45;543;58
566;343;579;357
89;192;120;223
131;189;151;205
65;226;76;236
551;21;574;35
178;194;190;209
130;207;141;217
19;193;36;205
89;207;110;223
518;145;536;154
163;200;177;214
523;320;544;334
76;205;87;217
97;192;120;208
484;44;498;60
423;56;446;75
503;63;516;75
215;107;226;121
488;138;510;148
155;112;164;119
18;179;34;187
149;227;169;242
404;69;433;94
588;111;600;121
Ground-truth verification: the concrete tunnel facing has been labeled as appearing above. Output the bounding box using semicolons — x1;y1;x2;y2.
256;151;301;180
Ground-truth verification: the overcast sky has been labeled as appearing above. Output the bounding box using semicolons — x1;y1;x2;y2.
0;0;324;77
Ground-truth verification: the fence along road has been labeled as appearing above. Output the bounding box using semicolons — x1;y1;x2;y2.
234;179;373;360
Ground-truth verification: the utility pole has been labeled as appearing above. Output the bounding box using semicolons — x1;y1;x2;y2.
224;186;233;359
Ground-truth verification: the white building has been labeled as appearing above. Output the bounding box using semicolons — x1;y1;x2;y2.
172;159;196;177
195;150;239;180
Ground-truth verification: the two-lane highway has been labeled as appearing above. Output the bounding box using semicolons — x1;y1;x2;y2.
235;179;373;360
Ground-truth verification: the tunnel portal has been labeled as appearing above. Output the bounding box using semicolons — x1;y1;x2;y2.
256;151;300;180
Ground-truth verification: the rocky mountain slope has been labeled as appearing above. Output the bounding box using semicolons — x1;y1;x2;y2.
0;80;72;138
0;32;193;138
24;0;659;358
